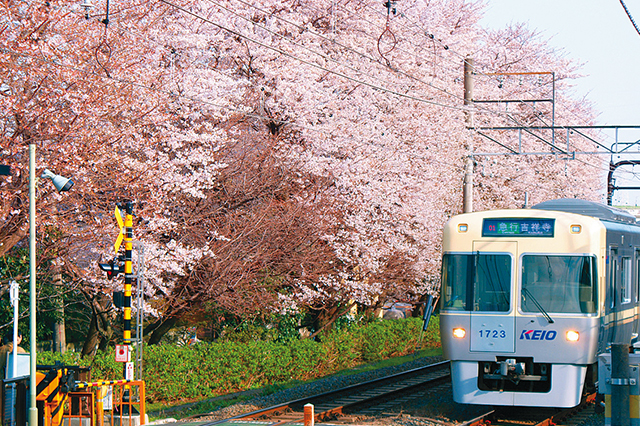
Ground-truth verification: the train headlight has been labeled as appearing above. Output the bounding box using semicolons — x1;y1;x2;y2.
453;328;466;339
566;330;580;342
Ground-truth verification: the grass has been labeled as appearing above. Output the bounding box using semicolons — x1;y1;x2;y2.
146;347;443;421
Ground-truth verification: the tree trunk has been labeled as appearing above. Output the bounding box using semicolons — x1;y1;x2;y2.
147;316;179;345
308;302;355;340
80;293;115;356
52;257;66;353
81;312;99;357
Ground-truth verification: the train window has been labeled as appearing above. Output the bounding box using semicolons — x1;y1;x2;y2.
636;249;640;303
521;255;597;314
441;253;511;312
622;257;632;304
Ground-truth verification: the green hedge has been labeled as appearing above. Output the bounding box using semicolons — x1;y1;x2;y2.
38;316;440;404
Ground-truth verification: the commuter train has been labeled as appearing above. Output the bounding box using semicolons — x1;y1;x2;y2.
439;199;640;407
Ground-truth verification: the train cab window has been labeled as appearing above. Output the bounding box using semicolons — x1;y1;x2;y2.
521;255;597;314
441;253;511;312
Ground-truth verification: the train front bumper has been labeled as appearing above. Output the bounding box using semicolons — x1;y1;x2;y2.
450;360;587;407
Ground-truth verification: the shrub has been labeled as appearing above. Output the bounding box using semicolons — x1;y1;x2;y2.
38;316;440;404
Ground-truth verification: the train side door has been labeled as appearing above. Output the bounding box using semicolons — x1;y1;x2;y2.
606;246;620;344
469;241;516;353
608;247;619;313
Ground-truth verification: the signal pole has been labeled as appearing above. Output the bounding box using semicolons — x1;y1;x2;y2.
98;201;136;379
123;201;133;348
122;201;135;381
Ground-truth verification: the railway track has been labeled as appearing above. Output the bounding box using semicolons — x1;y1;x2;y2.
199;360;450;425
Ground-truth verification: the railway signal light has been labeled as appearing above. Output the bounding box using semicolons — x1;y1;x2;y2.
99;257;124;280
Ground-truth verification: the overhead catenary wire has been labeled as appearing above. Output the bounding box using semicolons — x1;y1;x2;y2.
7;2;622;178
325;1;611;161
159;0;577;149
205;0;464;105
346;0;607;136
200;0;465;108
156;0;469;112
620;0;640;37
62;1;632;168
13;0;623;161
337;0;599;143
0;46;463;175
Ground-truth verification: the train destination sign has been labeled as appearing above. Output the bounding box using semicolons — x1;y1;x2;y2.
482;218;555;237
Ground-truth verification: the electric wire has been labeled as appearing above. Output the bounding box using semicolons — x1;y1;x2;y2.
0;45;462;176
333;0;596;145
610;0;640;196
11;0;627;160
167;0;567;146
620;0;640;37
310;0;612;152
26;1;637;172
352;0;601;138
157;0;469;112
201;0;464;108
159;0;576;150
205;0;465;106
19;2;465;172
5;2;629;181
327;0;462;75
161;0;537;138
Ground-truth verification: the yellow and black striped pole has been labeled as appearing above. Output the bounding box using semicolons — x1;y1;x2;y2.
123;201;133;351
75;379;135;389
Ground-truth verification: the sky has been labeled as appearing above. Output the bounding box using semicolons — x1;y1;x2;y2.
479;0;640;205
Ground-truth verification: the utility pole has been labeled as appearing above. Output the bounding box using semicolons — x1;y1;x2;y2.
463;56;474;213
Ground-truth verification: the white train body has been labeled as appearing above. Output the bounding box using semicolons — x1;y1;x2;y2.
439;199;640;407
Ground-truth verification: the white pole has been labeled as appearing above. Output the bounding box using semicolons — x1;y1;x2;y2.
29;143;37;426
10;280;18;379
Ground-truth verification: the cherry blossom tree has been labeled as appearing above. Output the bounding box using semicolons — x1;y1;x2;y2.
0;0;606;347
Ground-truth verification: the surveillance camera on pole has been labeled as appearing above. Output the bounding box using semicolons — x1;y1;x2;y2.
41;169;74;192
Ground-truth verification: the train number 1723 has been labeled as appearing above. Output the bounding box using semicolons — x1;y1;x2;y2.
479;329;506;338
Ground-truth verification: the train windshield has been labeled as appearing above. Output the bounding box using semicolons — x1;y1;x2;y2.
441;253;511;312
521;255;597;314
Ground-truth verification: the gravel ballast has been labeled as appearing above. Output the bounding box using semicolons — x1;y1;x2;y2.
152;356;606;426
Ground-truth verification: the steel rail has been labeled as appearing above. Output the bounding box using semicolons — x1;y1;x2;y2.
199;360;450;425
459;393;596;426
533;393;597;426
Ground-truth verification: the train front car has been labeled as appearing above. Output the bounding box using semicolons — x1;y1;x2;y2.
440;204;605;407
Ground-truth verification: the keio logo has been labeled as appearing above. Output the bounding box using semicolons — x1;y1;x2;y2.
519;330;557;340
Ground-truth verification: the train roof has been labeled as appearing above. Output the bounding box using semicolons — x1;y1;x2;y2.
532;198;637;225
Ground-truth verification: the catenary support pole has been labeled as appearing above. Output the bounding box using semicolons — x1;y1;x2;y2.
463;56;474;213
29;144;37;426
611;343;631;426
